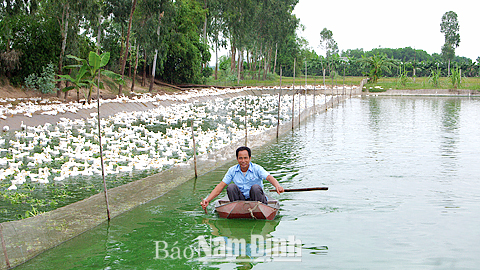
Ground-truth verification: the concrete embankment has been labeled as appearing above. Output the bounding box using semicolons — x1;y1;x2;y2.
1;86;360;269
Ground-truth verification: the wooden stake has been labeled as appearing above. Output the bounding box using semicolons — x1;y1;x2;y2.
97;75;111;221
191;120;198;178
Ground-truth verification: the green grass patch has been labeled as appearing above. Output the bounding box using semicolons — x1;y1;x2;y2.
365;77;480;91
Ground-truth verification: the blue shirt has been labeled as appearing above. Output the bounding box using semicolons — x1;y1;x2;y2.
222;162;270;199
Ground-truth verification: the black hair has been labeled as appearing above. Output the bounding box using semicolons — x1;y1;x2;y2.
236;146;251;158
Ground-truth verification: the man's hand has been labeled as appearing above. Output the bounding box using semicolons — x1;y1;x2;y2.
201;199;209;211
266;175;284;195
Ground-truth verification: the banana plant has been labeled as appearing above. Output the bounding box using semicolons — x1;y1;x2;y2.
58;51;125;103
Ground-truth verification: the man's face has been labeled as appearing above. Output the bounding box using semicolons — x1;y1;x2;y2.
237;150;251;172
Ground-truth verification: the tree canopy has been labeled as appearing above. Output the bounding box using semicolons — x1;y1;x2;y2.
0;0;303;88
440;11;460;62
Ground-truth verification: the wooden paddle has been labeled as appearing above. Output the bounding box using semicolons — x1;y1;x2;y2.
269;187;328;192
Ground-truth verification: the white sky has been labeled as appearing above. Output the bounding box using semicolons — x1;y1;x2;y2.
294;0;479;60
209;0;478;66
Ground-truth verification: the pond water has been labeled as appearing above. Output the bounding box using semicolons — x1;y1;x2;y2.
15;96;480;269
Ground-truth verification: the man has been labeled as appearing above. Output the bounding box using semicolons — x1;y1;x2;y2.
201;146;284;211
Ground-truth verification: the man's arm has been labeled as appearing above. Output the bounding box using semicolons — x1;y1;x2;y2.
201;181;227;210
266;175;284;194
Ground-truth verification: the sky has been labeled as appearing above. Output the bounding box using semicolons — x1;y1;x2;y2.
293;0;478;60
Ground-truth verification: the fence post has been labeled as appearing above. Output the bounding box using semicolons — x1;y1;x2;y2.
244;96;248;146
292;58;296;130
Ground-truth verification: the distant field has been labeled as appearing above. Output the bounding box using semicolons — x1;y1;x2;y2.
207;76;365;88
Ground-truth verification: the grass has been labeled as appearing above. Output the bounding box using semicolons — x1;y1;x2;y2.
364;77;480;91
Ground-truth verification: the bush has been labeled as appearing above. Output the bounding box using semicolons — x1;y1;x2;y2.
23;63;58;93
202;66;213;78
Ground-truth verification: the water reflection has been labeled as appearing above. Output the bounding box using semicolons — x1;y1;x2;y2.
203;218;280;240
439;99;461;176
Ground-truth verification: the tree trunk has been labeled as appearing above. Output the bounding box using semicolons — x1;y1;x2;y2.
230;43;236;73
131;44;139;93
214;40;218;80
149;49;158;93
267;47;272;74
257;48;262;80
57;3;70;98
263;50;268;81
149;12;164;93
273;43;278;74
142;50;147;87
252;47;257;80
64;69;72;101
237;50;242;84
118;0;138;96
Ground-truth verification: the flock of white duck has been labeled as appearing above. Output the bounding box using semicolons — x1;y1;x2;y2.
1;86;339;191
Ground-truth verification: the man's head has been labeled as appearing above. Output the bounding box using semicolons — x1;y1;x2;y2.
236;146;251;172
236;146;251;158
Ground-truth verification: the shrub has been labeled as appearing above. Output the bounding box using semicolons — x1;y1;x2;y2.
23;63;58;94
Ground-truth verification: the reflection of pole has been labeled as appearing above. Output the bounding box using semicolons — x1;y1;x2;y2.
0;224;10;268
97;74;110;221
298;86;301;127
191;120;197;178
323;69;327;111
244;96;247;147
305;60;307;86
277;68;282;139
314;78;316;112
343;63;346;95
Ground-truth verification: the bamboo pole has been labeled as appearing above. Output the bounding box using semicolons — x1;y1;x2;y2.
277;67;282;139
191;120;198;178
97;75;111;221
0;224;10;268
269;187;328;192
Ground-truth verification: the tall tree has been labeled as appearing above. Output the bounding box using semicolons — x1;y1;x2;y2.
320;28;338;58
118;0;137;95
440;11;460;63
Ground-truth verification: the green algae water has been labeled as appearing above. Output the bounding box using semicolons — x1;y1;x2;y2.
15;96;480;269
